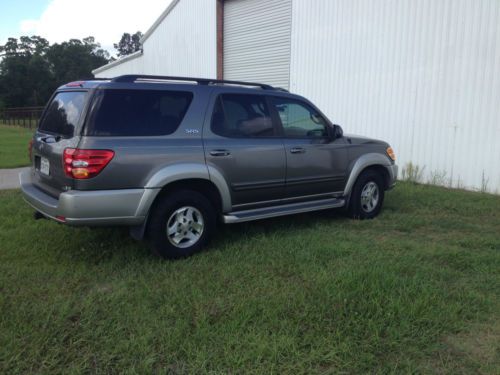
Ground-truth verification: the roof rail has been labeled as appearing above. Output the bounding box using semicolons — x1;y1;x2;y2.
111;75;276;90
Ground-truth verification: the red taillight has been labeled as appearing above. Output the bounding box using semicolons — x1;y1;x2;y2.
28;139;34;160
63;148;114;179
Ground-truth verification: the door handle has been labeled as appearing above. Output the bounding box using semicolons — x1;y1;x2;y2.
290;147;305;154
210;149;231;157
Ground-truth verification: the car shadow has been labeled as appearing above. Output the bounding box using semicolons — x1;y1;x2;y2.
42;207;347;263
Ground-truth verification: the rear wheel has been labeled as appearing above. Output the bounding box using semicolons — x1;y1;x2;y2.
147;190;216;259
347;170;385;219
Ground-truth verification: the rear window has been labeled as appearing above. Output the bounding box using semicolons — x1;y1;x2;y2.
39;91;87;137
85;89;193;136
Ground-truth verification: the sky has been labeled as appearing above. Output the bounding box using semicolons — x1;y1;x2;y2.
0;0;172;56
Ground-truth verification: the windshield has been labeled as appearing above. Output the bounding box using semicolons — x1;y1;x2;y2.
39;91;87;137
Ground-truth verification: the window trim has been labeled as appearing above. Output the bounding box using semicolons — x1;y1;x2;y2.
210;93;282;139
269;96;332;140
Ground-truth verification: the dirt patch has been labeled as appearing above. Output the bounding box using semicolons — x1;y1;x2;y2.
424;320;500;374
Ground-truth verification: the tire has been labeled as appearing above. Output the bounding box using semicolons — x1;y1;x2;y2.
347;169;385;219
147;190;216;259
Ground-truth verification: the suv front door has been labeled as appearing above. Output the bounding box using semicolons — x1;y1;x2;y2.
203;93;286;208
270;97;348;199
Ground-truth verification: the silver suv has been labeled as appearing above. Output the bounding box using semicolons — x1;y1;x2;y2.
20;75;397;259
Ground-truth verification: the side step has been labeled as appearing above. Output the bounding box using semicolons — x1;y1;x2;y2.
223;198;345;224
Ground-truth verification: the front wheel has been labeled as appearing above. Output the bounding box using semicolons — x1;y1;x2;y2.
347;170;385;219
147;190;216;259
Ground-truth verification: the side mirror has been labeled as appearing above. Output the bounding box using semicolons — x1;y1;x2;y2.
332;124;343;139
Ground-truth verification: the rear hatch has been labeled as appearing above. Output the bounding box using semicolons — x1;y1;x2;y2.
32;90;89;197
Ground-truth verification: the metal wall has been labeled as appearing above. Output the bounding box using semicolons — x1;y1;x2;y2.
290;0;500;193
94;0;217;78
223;0;292;89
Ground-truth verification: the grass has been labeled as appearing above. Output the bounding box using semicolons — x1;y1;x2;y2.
0;125;33;168
0;183;499;373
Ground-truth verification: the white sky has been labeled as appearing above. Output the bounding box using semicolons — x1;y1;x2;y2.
19;0;172;56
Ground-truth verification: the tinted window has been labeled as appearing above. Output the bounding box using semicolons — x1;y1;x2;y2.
272;98;328;138
211;94;275;137
85;89;193;136
39;91;87;137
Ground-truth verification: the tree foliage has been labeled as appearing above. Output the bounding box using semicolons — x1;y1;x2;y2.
114;31;143;57
0;35;111;108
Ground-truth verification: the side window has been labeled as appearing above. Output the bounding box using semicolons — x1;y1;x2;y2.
85;89;193;136
211;94;275;137
272;98;328;138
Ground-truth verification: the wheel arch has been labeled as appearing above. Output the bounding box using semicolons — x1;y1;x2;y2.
343;153;393;198
130;163;231;240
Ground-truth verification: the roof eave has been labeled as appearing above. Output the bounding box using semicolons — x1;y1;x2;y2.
139;0;181;44
92;49;143;75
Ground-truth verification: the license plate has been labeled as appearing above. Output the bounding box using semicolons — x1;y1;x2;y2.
40;157;50;176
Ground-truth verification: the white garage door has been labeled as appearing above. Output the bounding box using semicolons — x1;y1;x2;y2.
223;0;292;89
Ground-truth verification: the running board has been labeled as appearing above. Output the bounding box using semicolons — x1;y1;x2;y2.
223;198;345;224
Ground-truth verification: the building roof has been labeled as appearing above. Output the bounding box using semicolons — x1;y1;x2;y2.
140;0;180;43
92;0;181;75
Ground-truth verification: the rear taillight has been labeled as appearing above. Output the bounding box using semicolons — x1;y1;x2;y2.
63;148;114;179
28;139;34;161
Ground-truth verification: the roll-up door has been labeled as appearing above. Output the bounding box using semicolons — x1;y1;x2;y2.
223;0;292;89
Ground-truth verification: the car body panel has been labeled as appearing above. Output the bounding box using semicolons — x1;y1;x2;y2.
282;137;349;197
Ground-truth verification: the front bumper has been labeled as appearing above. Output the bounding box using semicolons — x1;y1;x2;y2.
386;163;398;189
19;170;149;226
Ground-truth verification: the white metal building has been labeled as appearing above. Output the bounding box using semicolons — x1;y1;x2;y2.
93;0;500;194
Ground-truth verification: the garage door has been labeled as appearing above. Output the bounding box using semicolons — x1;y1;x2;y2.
223;0;292;89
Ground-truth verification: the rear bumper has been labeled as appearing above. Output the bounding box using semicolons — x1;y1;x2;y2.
19;170;150;226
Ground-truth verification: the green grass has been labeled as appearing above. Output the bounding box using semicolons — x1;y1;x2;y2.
0;183;499;373
0;125;33;168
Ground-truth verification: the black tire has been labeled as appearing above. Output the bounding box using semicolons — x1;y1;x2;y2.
347;169;385;219
147;190;216;259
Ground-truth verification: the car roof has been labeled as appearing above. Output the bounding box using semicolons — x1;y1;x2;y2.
58;75;294;95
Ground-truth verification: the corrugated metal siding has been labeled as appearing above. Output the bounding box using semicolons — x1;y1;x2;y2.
224;0;292;89
94;0;216;78
290;0;500;193
94;52;145;77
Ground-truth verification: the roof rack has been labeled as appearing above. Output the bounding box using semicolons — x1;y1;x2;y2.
111;74;277;90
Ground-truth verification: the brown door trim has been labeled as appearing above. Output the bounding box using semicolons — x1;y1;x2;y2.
216;0;224;79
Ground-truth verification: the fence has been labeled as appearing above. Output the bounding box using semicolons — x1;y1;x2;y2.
0;106;45;129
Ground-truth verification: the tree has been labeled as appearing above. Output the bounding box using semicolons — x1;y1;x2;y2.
0;36;51;107
0;35;111;108
114;31;143;57
46;37;110;86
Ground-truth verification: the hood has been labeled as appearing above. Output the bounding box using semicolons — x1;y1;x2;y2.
344;133;389;147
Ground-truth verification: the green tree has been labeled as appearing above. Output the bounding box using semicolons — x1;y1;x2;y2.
0;36;51;107
46;37;110;86
0;35;111;108
114;31;143;57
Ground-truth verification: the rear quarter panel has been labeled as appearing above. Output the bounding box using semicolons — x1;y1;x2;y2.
74;85;212;190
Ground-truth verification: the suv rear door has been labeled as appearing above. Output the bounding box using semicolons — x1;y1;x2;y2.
32;90;88;197
203;92;286;208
